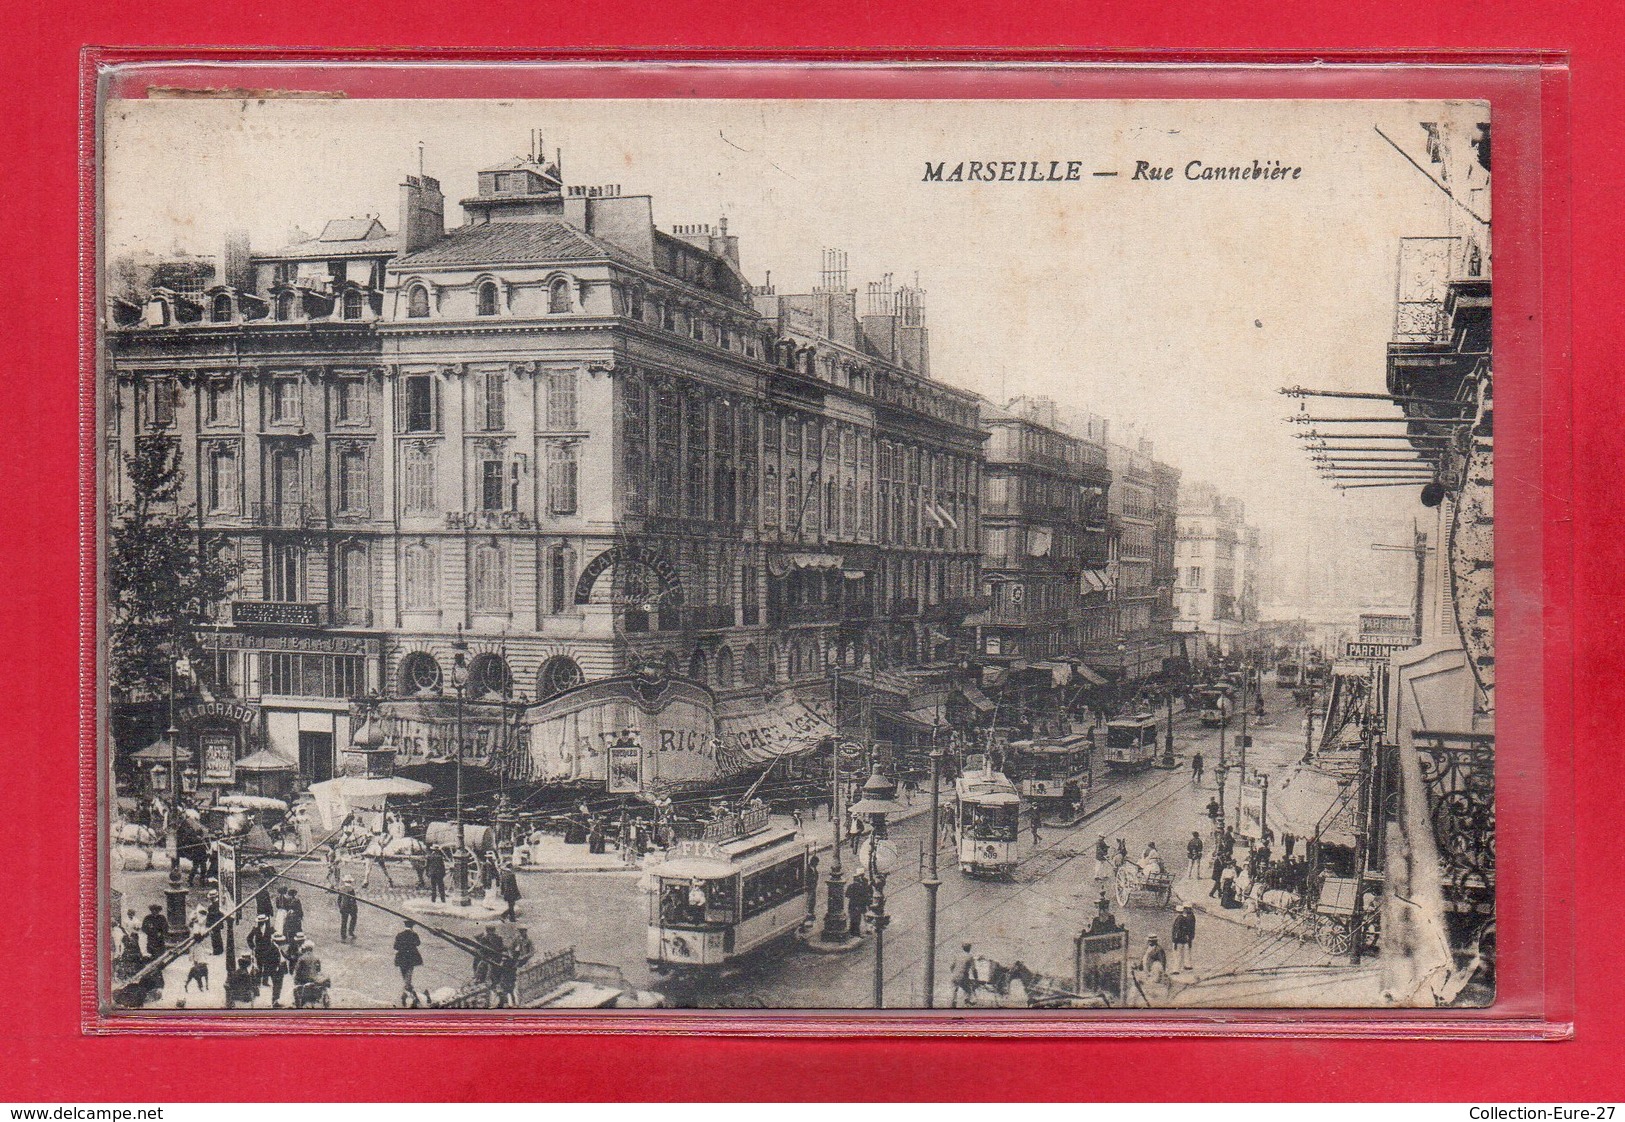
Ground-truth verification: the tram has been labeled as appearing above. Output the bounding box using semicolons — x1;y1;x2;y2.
1104;714;1161;771
954;753;1023;877
1197;688;1232;728
1009;732;1093;821
643;808;811;976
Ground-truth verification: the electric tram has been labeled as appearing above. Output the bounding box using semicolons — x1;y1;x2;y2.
1104;713;1162;771
954;753;1023;877
1008;731;1094;821
1197;688;1233;728
643;807;811;976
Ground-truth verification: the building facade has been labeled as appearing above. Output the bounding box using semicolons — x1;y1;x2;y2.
1173;481;1262;661
971;396;1112;671
107;143;987;794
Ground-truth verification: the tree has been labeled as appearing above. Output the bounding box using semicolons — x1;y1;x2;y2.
107;437;242;704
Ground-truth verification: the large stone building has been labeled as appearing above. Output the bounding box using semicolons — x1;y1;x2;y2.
106;142;985;796
1173;481;1263;661
971;396;1112;673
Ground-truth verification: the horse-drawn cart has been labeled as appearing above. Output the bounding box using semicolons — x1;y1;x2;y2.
1114;860;1173;909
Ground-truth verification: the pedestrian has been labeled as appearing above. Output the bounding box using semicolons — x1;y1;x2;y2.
791;807;804;831
224;954;258;1009
498;862;522;921
804;853;821;915
473;924;505;985
1093;836;1111;881
336;876;359;942
393;920;424;1007
846;873;872;935
1208;852;1226;898
1087;894;1121;935
1171;905;1196;972
324;843;343;890
247;916;287;1007
1205;796;1221;826
949;942;976;1008
1113;838;1128;869
1028;807;1042;844
140;903;169;960
184;908;211;992
425;844;448;903
1219;861;1241;909
1140;934;1169;992
282;888;304;943
1185;831;1205;880
205;891;225;956
1190;750;1204;785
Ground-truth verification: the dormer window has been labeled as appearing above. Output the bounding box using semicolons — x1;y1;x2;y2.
477;281;500;317
274;290;296;321
340;288;364;321
406;284;430;319
210;293;233;323
548;278;571;315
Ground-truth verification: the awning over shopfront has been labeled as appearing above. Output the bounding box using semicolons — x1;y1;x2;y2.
717;690;836;765
1270;768;1358;847
1071;662;1107;687
767;552;844;577
234;748;298;772
956;683;996;712
1031;660;1074;686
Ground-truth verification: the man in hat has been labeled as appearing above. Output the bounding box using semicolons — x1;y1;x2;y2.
336;876;359;942
425;844;448;904
948;943;977;1008
1171;904;1197;973
1087;894;1121;935
393;920;424;1007
139;903;169;960
1141;934;1169;992
204;891;225;956
246;913;287;1007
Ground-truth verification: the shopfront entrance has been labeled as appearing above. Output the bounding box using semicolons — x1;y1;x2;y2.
299;731;335;784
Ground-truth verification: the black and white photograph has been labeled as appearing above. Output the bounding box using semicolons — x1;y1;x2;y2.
98;95;1495;1015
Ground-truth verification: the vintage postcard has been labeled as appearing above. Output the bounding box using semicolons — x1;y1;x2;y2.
98;95;1495;1015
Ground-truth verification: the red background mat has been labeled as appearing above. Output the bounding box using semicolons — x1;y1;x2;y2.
0;12;1616;1104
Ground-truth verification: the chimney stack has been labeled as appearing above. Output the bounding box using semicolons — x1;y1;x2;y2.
399;172;445;253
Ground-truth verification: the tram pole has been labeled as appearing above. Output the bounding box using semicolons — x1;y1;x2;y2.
821;661;849;941
1235;657;1249;835
922;739;943;1008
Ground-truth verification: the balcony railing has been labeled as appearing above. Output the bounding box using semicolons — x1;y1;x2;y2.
249;502;320;529
332;607;373;627
924;594;992;621
768;602;844;627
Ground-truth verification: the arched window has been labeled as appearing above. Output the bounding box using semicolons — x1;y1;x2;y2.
476;281;500;317
341;288;364;321
402;542;437;609
406;284;430;319
548;278;572;314
467;652;512;698
537;656;584;700
688;649;708;684
274;290;296;321
715;648;735;689
788;643;802;678
211;293;233;323
399;651;442;695
741;645;760;684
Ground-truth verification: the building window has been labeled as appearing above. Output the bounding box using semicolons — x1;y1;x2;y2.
548;278;572;314
654;389;681;516
265;539;303;602
481;369;505;431
548;544;572;615
336;376;367;424
205;377;235;426
272;377;301;424
842;481;856;537
403;542;437;608
403;374;436;433
404;446;435;513
146;378;176;430
467;653;512;698
398;650;442;693
206;446;238;514
473;542;507;612
481;458;506;512
338;447;368;515
339;544;368;613
622;378;647;515
546;370;578;430
476;281;500;317
271;446;302;514
263;652;364;699
714;648;734;689
274;290;296;321
537;655;584;700
340;288;364;321
762;464;779;528
211;293;233;323
548;444;578;515
406;284;431;318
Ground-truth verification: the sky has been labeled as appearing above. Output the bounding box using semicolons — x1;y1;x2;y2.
103;96;1488;610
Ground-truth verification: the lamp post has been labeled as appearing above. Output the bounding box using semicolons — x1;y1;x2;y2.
821;654;850;941
850;760;902;1009
162;654;192;942
1235;654;1250;834
450;630;470;908
921;733;944;1008
1162;634;1178;766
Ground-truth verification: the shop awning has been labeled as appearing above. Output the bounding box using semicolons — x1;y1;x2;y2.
1032;660;1074;686
956;684;996;712
234;748;298;772
1270;768;1358;847
1071;661;1107;686
717;690;835;765
768;552;843;576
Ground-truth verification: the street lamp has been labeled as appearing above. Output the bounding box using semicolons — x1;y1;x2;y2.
821;647;850;942
850;760;902;1009
1162;634;1179;766
162;653;192;942
450;629;470;908
921;732;945;1008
